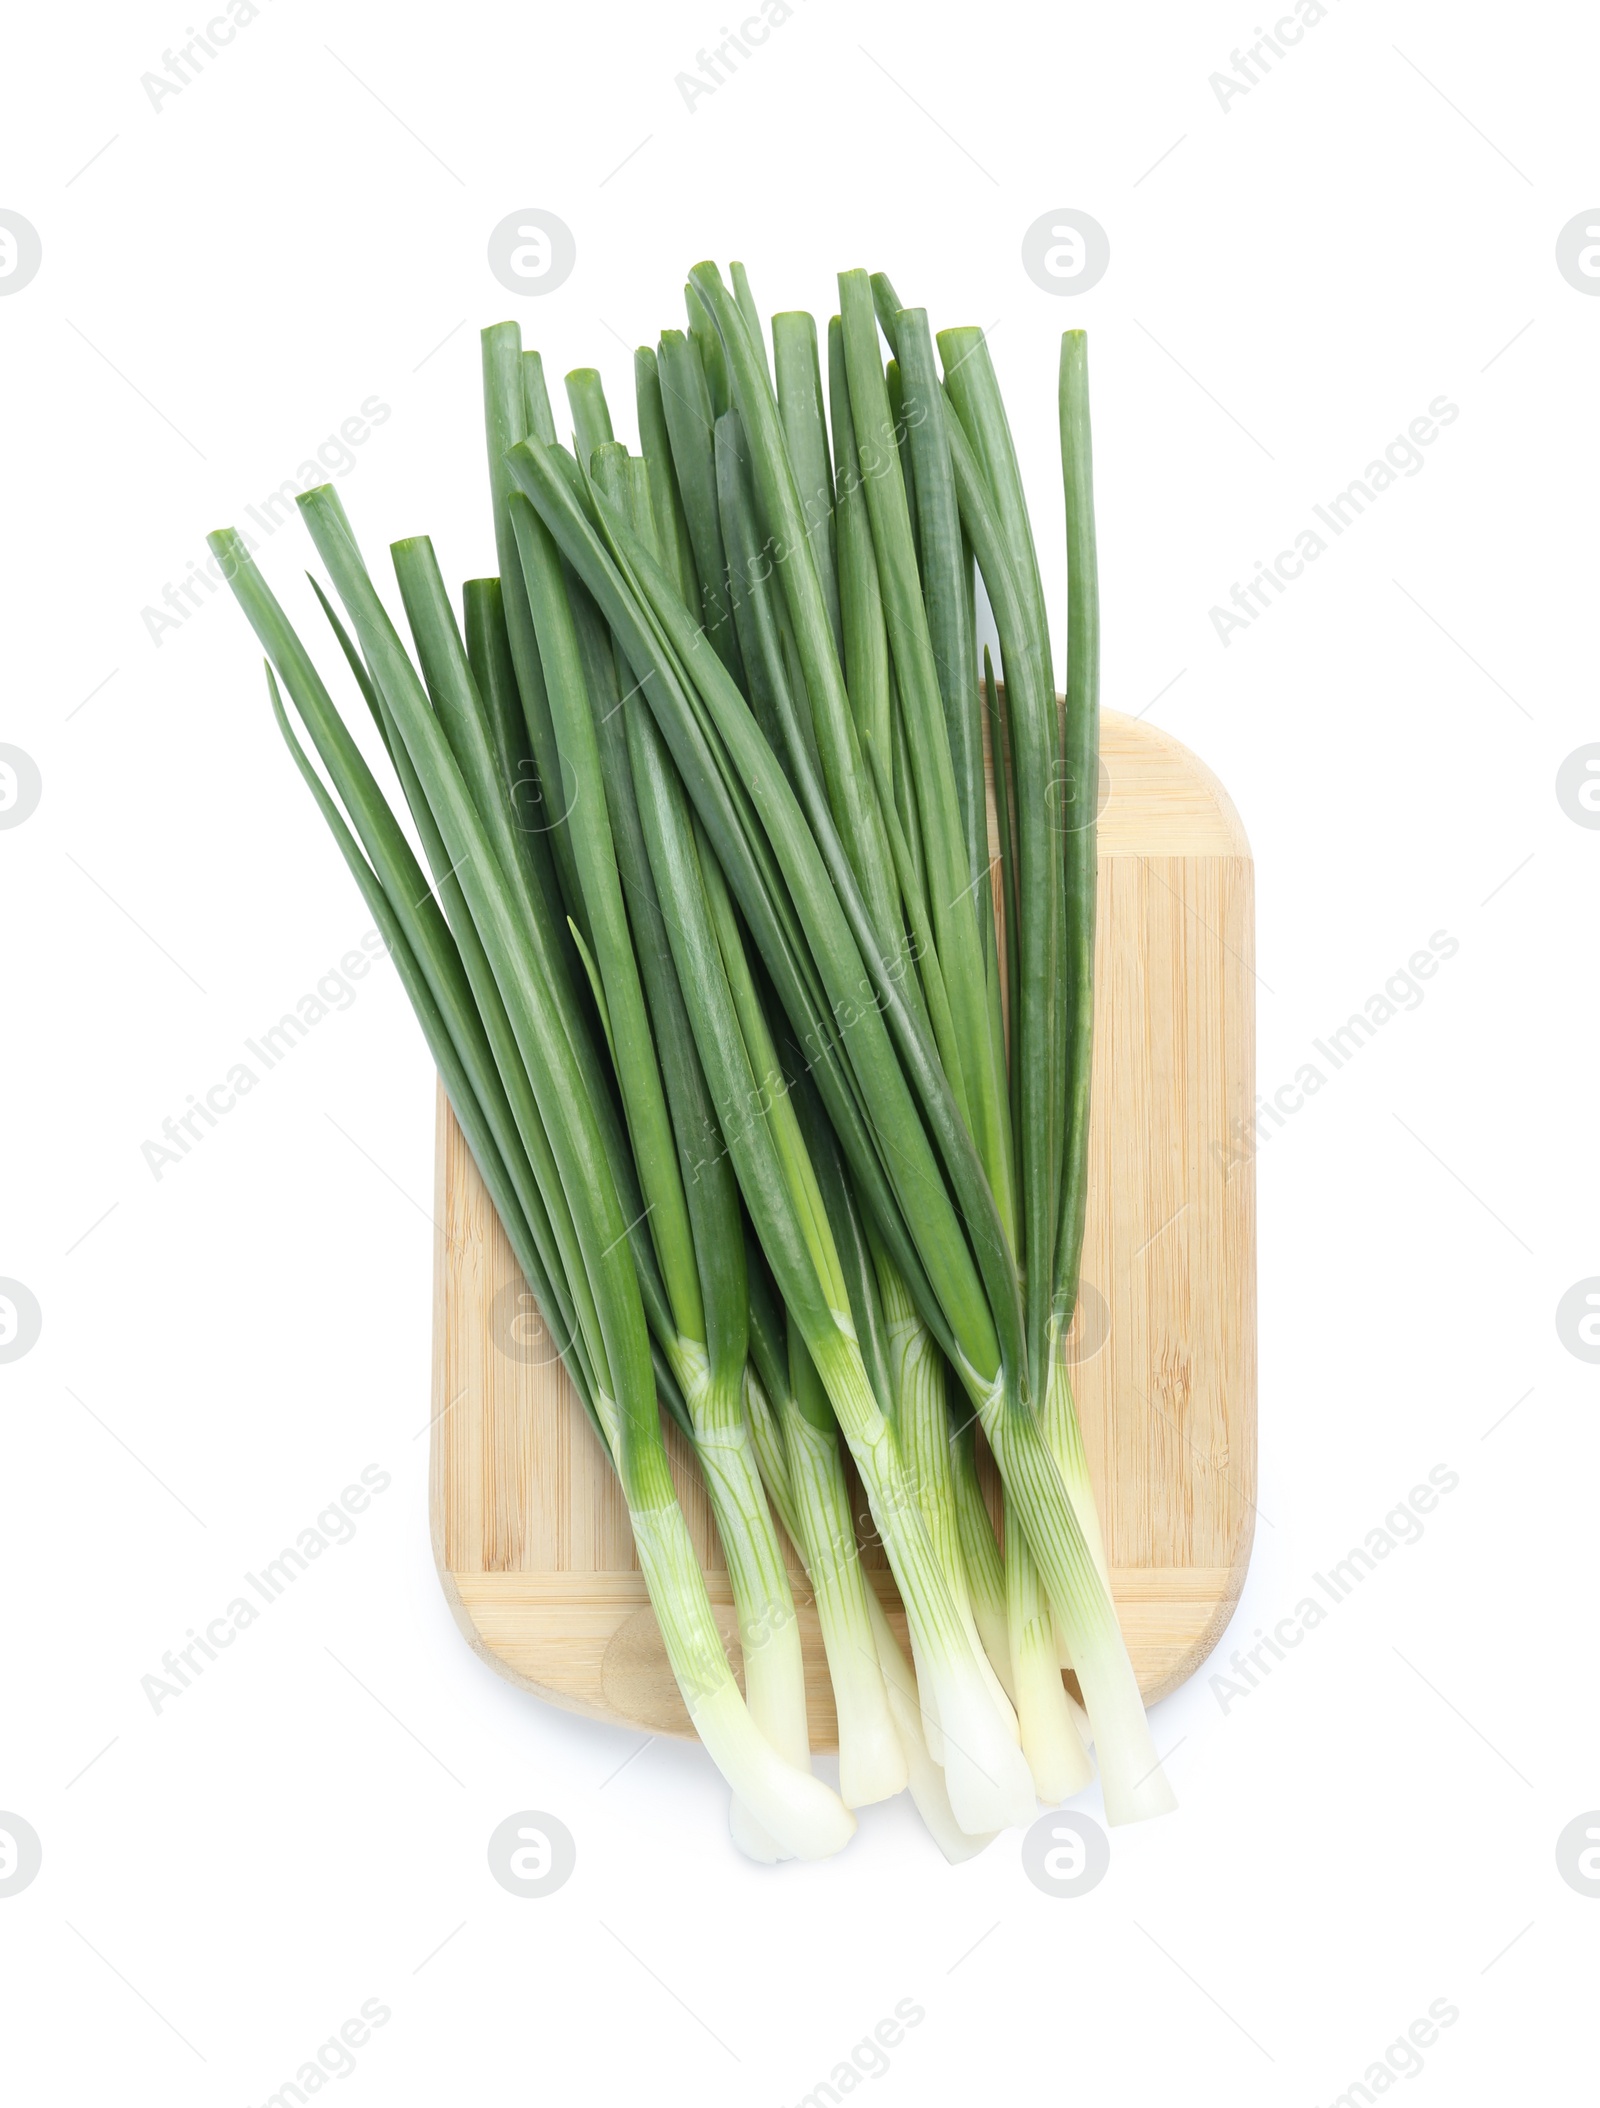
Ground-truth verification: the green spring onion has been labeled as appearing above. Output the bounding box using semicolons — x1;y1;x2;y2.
208;251;1177;1860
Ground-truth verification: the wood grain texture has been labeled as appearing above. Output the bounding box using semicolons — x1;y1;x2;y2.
430;708;1256;1742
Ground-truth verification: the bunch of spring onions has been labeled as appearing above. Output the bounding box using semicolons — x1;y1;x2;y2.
211;258;1175;1862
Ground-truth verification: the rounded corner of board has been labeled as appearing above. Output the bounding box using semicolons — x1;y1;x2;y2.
1100;709;1253;863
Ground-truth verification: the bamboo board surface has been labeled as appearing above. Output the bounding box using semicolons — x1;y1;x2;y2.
429;709;1255;1743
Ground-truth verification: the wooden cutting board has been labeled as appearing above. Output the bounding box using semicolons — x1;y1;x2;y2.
429;709;1256;1742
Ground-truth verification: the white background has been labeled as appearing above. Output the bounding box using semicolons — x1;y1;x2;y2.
3;0;1596;2100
